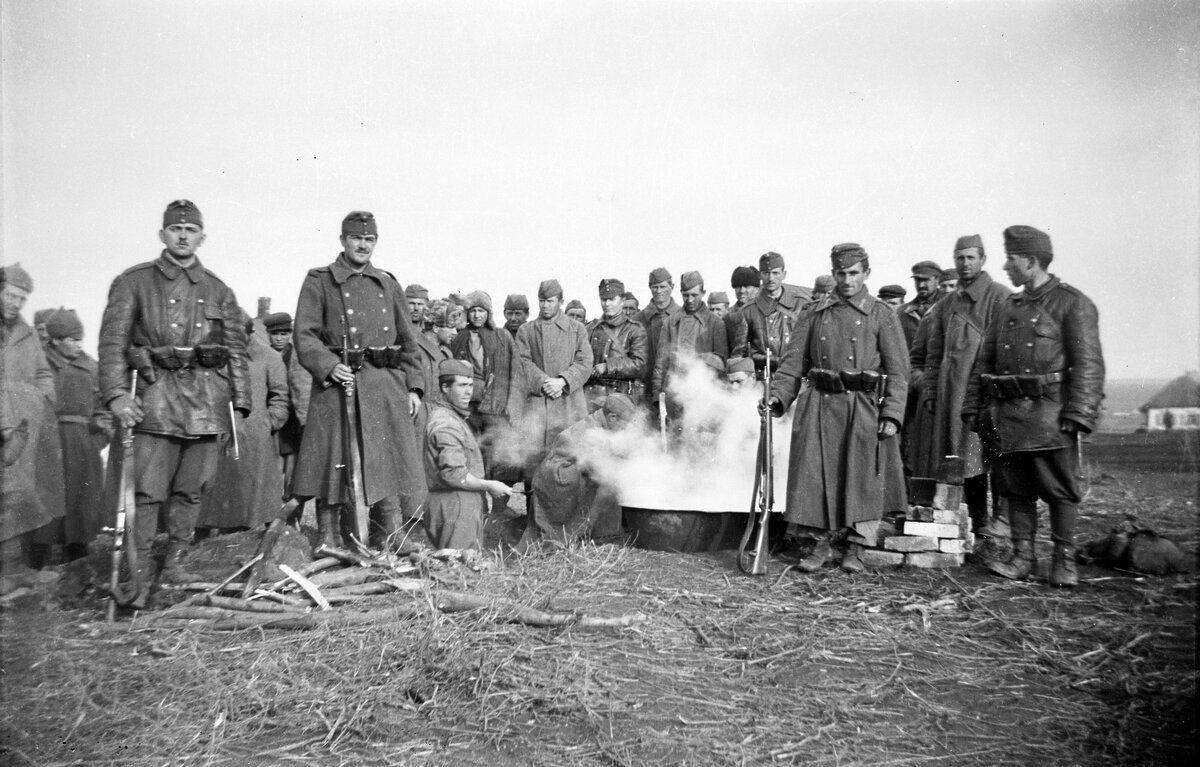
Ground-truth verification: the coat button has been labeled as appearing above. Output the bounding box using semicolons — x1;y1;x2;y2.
350;327;357;333
850;337;856;342
345;292;351;298
195;323;202;328
383;326;389;331
1026;342;1033;347
198;299;205;304
347;309;354;315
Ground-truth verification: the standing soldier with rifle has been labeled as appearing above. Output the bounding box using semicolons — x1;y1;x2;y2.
292;211;426;551
764;243;909;574
98;201;250;604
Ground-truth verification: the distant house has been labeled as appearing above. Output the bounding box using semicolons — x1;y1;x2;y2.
1139;372;1200;431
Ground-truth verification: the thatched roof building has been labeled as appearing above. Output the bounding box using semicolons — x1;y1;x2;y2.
1139;372;1200;430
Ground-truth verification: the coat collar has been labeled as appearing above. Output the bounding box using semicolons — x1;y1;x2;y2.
827;287;872;315
754;283;805;313
535;310;573;331
329;253;386;286
1014;274;1060;302
155;252;206;283
958;270;996;302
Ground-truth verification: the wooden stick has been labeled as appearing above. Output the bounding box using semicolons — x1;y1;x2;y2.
204;554;264;598
241;519;286;598
206;595;311;614
278;564;331;611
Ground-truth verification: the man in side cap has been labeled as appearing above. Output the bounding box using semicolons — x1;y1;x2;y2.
423;358;513;549
725;356;756;389
650;271;729;416
44;309;110;561
964;226;1104;588
897;261;943;349
635;268;680;402
292;211;427;551
938;268;958;295
408;284;450;446
263;311;306;519
921;234;1011;540
733;253;812;379
766;243;908;574
532;392;635;543
565;299;588;324
514;278;593;539
621;292;640;320
1;264;65;581
585;278;648;413
97;201;250;602
32;308;54;346
706;291;731;320
877;284;907;309
502;294;530;339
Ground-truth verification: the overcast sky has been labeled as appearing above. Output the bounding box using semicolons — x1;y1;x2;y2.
3;0;1197;379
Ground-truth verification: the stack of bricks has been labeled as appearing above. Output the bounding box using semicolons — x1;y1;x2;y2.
849;482;974;568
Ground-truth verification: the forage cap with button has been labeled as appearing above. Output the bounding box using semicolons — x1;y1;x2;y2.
759;252;785;271
830;243;868;269
342;210;377;237
439;358;473;378
163;199;203;229
598;278;625;299
648;267;672;286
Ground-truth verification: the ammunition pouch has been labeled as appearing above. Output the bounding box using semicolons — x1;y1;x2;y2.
329;346;365;371
195;344;230;369
810;368;884;396
809;368;845;393
127;347;157;382
364;345;406;369
589;377;645;404
149;345;195;371
981;371;1063;400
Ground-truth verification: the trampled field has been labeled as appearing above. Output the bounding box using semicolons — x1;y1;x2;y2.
1;436;1195;766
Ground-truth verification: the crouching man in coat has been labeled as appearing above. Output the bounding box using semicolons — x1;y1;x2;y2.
424;359;512;549
765;243;909;574
293;211;426;550
962;226;1104;587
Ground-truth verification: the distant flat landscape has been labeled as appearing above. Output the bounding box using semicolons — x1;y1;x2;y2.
1098;377;1172;433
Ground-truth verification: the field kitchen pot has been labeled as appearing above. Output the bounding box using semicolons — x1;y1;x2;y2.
622;507;745;553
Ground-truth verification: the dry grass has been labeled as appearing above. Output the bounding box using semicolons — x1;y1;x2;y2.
1;467;1195;766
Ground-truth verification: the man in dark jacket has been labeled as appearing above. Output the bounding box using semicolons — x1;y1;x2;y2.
733;252;811;378
584;278;648;411
650;271;729;413
98;201;250;598
897;261;942;349
292;211;426;550
766;244;908;574
963;226;1104;588
502;294;529;339
635;268;680;398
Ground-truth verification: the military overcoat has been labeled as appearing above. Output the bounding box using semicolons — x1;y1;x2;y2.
514;312;593;459
46;347;107;545
292;255;425;510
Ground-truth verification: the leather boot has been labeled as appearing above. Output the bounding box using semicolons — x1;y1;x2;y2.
159;539;191;584
317;504;344;550
797;536;833;573
370;506;398;550
840;543;865;574
987;539;1036;580
1049;544;1079;587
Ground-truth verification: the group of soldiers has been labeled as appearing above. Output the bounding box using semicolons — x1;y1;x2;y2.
0;199;1104;603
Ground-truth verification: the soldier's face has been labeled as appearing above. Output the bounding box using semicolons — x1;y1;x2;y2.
761;267;786;294
880;296;904;309
408;297;427;326
159;223;205;260
1003;252;1037;288
649;280;673;307
340;233;377;267
913;274;938;299
600;295;623;320
268;330;291;351
708;302;728;319
50;335;83;359
566;307;586;323
441;375;474;411
1;284;28;323
733;284;759;305
954;248;984;281
622;299;638;317
504;308;528;327
467;307;488;328
834;263;869;297
939;278;958;294
727;371;751;389
681;284;705;313
538;295;562;320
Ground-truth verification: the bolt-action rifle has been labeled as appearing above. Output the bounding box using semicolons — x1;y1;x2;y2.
340;327;371;546
738;345;774;575
107;370;142;620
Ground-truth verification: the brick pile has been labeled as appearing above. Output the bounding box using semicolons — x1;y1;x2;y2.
849;482;974;569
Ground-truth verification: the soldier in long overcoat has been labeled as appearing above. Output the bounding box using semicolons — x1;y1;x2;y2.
199;321;289;532
292;211;425;549
964;226;1104;587
767;244;908;574
1;264;65;572
43;309;109;559
99;202;251;595
921;235;1010;534
423;359;512;549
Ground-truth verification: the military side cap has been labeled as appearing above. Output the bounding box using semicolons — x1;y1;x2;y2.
565;299;585;311
621;291;638;302
707;291;729;305
730;265;761;288
680;271;704;291
504;294;529;311
648;267;672;286
45;309;83;339
602;392;636;419
911;260;942;278
830;243;868;269
759;251;785;271
341;210;377;236
264;312;293;332
1003;225;1053;260
940;268;958;283
878;284;906;300
698;353;725;374
598;278;625;299
954;234;984;253
33;307;56;324
163;199;203;229
726;356;755;375
438;358;473;378
812;275;835;293
1;263;33;292
538;279;563;300
405;284;429;300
